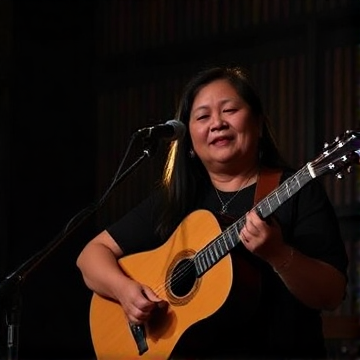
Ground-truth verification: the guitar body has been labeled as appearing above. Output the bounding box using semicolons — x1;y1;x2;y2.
90;209;233;360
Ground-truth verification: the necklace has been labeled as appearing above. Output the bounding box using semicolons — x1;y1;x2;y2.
214;174;254;215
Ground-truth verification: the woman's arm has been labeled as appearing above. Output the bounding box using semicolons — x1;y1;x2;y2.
241;210;347;311
76;230;166;324
267;243;347;310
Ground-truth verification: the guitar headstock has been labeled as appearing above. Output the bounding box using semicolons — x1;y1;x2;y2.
310;129;360;179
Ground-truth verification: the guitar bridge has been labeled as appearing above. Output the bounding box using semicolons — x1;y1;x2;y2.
129;323;148;355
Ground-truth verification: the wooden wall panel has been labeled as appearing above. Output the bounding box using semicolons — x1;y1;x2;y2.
94;0;359;225
322;45;358;211
0;0;11;278
96;0;353;55
250;55;307;168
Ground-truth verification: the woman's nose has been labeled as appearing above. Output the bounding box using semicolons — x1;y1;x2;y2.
210;114;228;130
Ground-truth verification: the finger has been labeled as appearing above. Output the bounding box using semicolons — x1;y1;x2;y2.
244;216;258;237
128;316;143;325
142;286;166;305
156;299;168;309
248;210;263;228
130;307;152;324
240;230;249;243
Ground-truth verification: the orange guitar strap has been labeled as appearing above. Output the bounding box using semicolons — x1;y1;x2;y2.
253;167;283;205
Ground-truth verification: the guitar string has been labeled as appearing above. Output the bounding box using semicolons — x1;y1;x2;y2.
151;172;299;297
152;164;327;297
152;181;290;297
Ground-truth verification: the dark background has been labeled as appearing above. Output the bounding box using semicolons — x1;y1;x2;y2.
3;1;96;359
1;0;359;359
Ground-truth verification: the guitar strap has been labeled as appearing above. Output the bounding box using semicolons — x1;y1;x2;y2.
253;167;283;205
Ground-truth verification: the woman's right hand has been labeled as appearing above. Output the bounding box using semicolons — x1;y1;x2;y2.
116;277;167;325
76;230;168;324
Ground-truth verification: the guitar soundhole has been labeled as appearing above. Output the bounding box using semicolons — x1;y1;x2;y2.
166;250;200;305
170;259;196;297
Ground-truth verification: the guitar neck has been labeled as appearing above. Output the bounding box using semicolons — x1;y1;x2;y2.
255;165;313;219
194;164;314;277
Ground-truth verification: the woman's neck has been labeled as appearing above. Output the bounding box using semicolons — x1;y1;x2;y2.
210;165;259;192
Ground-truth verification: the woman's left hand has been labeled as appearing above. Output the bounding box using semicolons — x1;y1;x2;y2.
240;209;287;263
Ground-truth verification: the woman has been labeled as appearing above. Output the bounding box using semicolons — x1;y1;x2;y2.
77;66;348;359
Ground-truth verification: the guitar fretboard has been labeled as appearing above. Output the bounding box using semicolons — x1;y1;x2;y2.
194;165;314;277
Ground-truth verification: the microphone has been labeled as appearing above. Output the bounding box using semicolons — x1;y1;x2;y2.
136;119;186;141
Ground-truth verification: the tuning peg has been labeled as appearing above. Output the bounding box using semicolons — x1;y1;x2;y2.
355;150;360;164
335;172;344;179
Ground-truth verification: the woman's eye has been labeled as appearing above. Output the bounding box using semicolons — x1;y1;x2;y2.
197;114;209;120
223;108;237;113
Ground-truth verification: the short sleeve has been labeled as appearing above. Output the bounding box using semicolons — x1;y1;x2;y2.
106;190;165;255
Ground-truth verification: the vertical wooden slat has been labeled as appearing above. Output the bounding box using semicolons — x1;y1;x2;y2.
110;0;119;53
268;0;279;20
323;49;333;199
123;0;131;52
117;0;125;53
287;56;295;165
210;0;219;35
262;0;269;23
252;0;261;25
222;0;232;32
343;46;354;206
281;0;290;20
230;0;242;31
0;0;11;277
357;45;360;204
269;60;278;136
278;57;287;159
242;0;252;27
297;55;306;167
165;0;175;43
333;47;344;207
150;0;158;48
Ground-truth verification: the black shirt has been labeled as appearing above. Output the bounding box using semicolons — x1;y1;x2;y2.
107;171;348;359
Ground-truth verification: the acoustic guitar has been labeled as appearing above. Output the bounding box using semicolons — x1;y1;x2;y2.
89;130;360;360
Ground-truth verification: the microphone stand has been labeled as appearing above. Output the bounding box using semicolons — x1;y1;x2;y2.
0;133;159;360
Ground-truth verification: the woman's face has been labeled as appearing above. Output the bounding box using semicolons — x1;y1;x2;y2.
189;79;261;173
